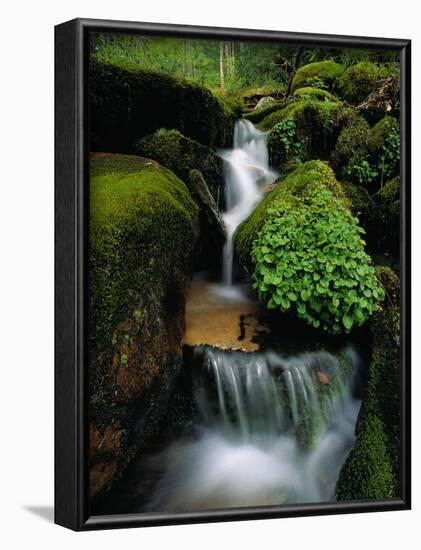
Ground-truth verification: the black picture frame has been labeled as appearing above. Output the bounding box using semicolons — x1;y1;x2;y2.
55;17;411;531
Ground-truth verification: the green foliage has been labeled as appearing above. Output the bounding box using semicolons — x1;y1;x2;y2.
331;116;370;179
368;116;400;152
291;60;345;93
344;117;400;189
267;119;302;171
339;61;379;104
378;124;400;186
259;96;356;164
91;33;285;91
134;129;224;203
345;159;379;186
234;161;344;274
251;183;384;333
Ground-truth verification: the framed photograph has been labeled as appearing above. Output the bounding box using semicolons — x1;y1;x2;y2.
55;18;411;531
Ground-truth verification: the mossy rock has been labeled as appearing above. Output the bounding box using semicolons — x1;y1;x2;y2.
90;61;237;153
243;100;285;124
339;62;379;105
331;116;370;180
235;160;383;334
375;266;400;307
134;129;225;205
368;116;400;154
372;176;400;260
341;181;373;232
89;153;199;496
259;96;356;163
240;84;285;110
291;60;345;93
234;160;344;274
336;412;395;500
293;86;339;101
336;303;400;499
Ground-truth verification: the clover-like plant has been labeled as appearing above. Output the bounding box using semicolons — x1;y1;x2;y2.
251;183;384;333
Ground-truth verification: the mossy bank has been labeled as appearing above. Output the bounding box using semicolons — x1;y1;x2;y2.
89;153;199;498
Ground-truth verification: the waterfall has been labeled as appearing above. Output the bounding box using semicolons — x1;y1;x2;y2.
148;346;362;511
220;120;277;286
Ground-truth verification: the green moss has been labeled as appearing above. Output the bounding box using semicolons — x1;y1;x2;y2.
90;153;199;374
134;129;224;203
372;176;400;260
243;100;285;123
235;160;345;273
368;116;400;153
341;182;373;231
339;62;379;105
240;85;285;110
331;117;370;179
90;61;237;153
336;303;400;499
375;266;400;307
291;60;345;93
260;96;356;163
293;87;338;101
336;413;395;500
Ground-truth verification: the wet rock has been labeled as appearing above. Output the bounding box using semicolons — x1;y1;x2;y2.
317;372;330;385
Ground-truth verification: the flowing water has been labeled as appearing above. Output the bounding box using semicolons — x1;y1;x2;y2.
144;121;362;513
95;120;362;515
220;120;277;287
147;346;361;511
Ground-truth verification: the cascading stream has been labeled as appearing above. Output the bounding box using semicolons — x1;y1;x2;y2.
148;346;362;511
219;120;277;287
145;121;362;513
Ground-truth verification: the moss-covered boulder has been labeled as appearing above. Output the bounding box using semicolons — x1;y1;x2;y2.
339;62;379;105
336;294;400;499
372;176;400;260
293;86;339;101
259;96;356;165
134;129;225;204
240;85;285;111
341;181;374;233
368;115;400;154
235;161;344;274
243;100;285;124
90;61;238;153
331;116;370;180
234;161;383;334
291;60;345;93
89;153;199;497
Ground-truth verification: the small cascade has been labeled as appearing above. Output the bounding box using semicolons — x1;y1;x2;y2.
220;120;277;286
196;347;354;443
148;346;362;511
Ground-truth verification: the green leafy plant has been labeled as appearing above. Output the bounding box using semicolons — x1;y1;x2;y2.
378;125;400;187
268;119;302;168
251;183;384;334
345;159;378;186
